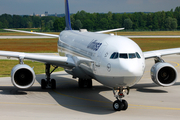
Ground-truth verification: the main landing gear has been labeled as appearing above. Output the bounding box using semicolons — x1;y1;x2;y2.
41;64;58;89
113;87;129;111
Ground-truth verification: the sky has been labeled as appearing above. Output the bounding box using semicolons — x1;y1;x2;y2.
0;0;180;15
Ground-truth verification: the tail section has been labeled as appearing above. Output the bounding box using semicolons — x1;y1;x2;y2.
65;0;72;30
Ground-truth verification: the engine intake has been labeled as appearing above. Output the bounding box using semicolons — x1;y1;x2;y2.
151;62;177;87
11;64;35;89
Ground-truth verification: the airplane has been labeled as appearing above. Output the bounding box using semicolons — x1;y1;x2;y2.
1;0;180;111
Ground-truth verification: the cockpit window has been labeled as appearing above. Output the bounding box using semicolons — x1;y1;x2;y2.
110;52;141;59
110;52;118;59
129;53;136;59
136;52;141;58
119;53;128;59
110;53;116;59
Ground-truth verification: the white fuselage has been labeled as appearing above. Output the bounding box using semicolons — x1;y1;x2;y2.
58;30;145;88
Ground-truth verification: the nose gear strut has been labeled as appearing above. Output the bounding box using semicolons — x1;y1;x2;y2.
112;87;129;111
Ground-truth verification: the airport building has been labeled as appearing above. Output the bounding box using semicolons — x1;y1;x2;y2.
45;11;48;16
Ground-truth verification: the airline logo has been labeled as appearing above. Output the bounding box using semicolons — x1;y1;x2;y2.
87;40;102;51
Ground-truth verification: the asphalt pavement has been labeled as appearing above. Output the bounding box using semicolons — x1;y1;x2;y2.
0;55;179;120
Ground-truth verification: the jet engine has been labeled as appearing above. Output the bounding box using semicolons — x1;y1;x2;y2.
11;64;35;89
151;62;177;87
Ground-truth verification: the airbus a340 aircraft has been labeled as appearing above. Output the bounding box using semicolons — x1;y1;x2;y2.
1;0;180;111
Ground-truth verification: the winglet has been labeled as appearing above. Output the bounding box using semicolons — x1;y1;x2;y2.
65;0;72;30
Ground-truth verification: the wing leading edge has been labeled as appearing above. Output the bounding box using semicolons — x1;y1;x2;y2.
0;51;75;69
4;29;59;38
144;48;180;59
0;51;94;70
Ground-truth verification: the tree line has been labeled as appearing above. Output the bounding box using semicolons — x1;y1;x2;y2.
0;6;180;31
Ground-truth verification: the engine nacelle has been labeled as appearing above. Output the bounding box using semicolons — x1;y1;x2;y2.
11;64;36;89
151;62;177;87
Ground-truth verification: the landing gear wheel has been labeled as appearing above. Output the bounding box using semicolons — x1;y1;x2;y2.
41;79;46;89
78;78;84;88
113;100;123;111
122;99;128;110
112;87;130;111
51;79;56;89
41;64;58;89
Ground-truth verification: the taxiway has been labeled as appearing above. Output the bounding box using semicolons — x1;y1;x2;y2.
0;55;179;119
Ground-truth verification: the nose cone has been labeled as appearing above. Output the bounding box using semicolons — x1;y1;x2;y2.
120;59;144;76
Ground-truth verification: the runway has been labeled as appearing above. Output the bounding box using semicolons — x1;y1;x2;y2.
1;35;180;39
0;55;180;119
0;36;56;39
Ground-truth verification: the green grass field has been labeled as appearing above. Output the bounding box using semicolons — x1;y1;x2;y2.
132;38;180;51
0;60;64;77
0;38;58;53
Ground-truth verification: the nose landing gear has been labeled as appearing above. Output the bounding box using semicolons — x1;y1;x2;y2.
113;87;129;111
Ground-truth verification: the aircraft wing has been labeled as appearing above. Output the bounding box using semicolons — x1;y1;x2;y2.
0;51;94;69
144;48;180;59
4;29;59;38
2;29;94;68
4;28;125;35
0;51;75;69
95;28;124;34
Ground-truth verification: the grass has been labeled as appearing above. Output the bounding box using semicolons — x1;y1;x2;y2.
0;38;62;77
1;38;180;52
132;38;180;51
0;60;64;77
0;38;58;53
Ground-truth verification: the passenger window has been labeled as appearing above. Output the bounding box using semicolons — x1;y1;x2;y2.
110;52;118;59
136;52;141;58
119;53;128;59
129;53;136;59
